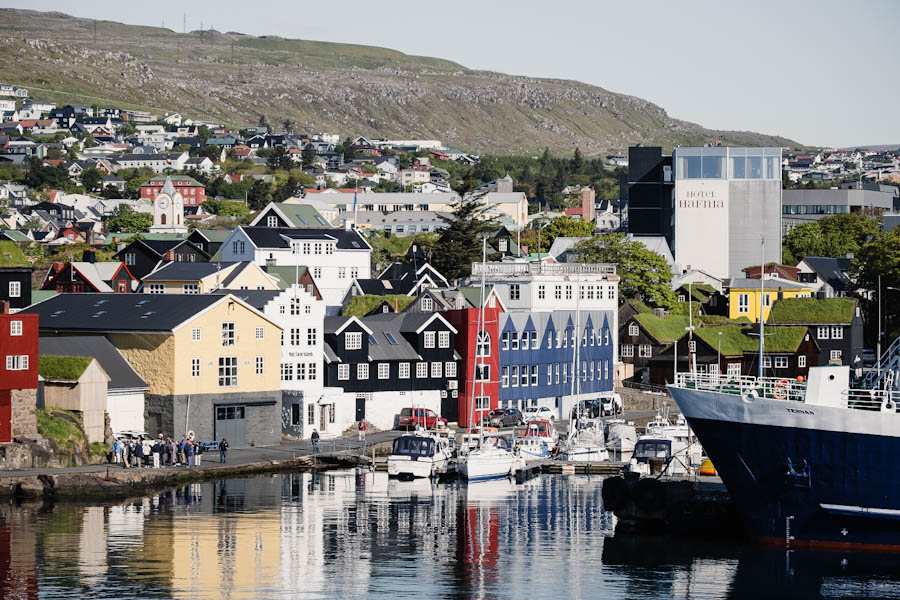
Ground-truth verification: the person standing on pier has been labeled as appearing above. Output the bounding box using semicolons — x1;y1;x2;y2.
185;439;194;468
311;429;320;454
178;435;187;466
219;438;229;463
112;439;121;465
194;441;203;467
132;439;144;468
358;419;367;443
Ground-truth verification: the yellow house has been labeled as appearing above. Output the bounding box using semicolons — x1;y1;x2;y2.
141;261;280;294
728;278;813;322
26;293;282;448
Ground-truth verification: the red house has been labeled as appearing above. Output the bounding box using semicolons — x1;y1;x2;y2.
0;305;39;443
140;175;207;206
442;287;505;428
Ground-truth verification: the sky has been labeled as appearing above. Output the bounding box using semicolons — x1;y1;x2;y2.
4;0;899;148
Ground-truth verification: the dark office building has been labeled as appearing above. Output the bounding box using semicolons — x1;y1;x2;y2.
621;147;674;248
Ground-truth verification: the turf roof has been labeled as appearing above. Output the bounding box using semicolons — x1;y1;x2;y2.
0;241;28;267
344;294;415;317
38;355;93;380
768;297;857;325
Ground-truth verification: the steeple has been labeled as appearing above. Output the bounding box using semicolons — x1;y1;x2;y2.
161;176;177;197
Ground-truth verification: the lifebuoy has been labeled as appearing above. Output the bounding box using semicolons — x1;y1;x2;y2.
773;378;791;400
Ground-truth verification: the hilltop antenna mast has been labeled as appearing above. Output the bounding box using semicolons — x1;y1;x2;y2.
93;21;97;45
200;20;203;43
183;12;186;34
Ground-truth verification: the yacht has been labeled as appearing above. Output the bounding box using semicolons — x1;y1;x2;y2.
516;419;558;460
604;419;637;462
558;403;610;462
627;408;702;476
459;434;522;482
387;431;453;479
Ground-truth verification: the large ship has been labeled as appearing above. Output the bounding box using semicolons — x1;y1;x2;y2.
668;366;900;551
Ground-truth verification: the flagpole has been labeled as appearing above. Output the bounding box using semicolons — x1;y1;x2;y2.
352;179;359;229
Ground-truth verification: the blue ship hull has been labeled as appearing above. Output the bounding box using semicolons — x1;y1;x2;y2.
669;385;900;551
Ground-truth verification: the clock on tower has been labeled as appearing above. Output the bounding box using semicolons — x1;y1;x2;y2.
150;176;188;234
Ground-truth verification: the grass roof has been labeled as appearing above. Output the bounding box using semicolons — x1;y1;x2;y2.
693;325;809;355
39;355;92;380
768;297;857;324
634;312;692;343
344;294;415;317
0;240;29;267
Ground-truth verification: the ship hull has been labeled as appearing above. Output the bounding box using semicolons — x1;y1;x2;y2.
668;386;900;550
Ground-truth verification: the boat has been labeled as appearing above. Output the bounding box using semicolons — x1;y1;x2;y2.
387;431;453;479
559;401;610;462
515;419;558;460
604;419;637;462
669;365;900;550
627;407;703;476
458;238;520;483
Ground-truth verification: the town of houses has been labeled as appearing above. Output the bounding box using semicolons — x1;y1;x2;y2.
0;83;897;451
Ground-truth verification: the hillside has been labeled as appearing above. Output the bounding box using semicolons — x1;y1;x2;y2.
0;9;803;154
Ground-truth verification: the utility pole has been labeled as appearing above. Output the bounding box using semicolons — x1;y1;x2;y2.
183;12;186;34
231;41;234;65
200;20;203;43
93;21;97;45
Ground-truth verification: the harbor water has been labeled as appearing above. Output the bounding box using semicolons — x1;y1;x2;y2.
1;471;898;599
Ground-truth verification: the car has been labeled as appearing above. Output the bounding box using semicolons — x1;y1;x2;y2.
396;408;447;430
113;431;155;465
523;406;555;422
480;408;505;426
490;408;524;428
599;393;623;416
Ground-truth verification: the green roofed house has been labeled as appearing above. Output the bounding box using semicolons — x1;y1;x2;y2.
250;201;332;229
618;307;693;385
648;324;819;386
38;354;110;444
672;282;728;317
0;239;33;309
768;297;864;374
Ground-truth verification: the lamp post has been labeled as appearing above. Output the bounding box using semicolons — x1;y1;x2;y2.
717;331;723;381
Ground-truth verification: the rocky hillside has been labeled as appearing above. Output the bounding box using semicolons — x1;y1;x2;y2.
0;9;802;154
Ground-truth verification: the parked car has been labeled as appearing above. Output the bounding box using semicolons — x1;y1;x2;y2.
396;408;447;431
480;408;505;426
490;408;524;428
113;431;155;465
599;393;623;416
523;406;555;422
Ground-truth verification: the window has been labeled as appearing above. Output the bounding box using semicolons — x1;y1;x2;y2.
774;356;788;369
9;321;22;336
476;331;490;357
531;365;538;386
222;322;235;346
628;323;639;337
147;283;165;294
831;327;843;340
555;363;560;384
290;298;301;315
762;356;772;368
604;360;609;380
325;244;333;255
501;366;509;387
416;362;427;378
511;365;519;387
307;328;317;346
565;286;572;300
554;285;562;300
522;331;530;350
378;363;389;379
232;240;245;254
798;355;807;368
421;296;433;312
291;403;301;426
124;253;135;266
501;331;510;350
5;355;28;370
282;363;294;381
817;326;829;339
267;216;278;228
620;344;634;357
475;396;491;410
538;285;545;300
338;267;346;279
488;295;496;308
399;362;410;379
218;357;237;387
338;364;349;380
446;362;456;378
688;340;697;353
302;242;311;254
290;328;301;346
477;363;490;382
738;294;749;314
255;356;264;374
830;350;842;361
308;404;316;425
191;358;200;377
437;331;450;349
313;267;322;279
520;365;528;387
308;362;316;379
8;281;21;298
509;284;520;300
423;331;435;348
638;344;652;358
530;330;538;349
678;294;685;303
191;327;201;341
511;331;519;350
255;326;264;340
431;362;442;378
357;363;369;380
345;332;362;351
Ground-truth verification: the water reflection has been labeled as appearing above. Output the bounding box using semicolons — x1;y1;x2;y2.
0;473;897;599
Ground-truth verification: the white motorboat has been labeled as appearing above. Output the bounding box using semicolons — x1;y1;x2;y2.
459;435;522;482
627;408;702;476
387;432;453;479
559;403;610;462
604;419;637;462
515;420;557;460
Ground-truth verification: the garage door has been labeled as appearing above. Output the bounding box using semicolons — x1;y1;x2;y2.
215;405;246;448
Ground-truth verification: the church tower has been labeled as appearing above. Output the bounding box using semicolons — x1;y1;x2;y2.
150;176;188;234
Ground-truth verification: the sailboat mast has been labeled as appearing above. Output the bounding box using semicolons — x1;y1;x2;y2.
758;236;765;379
467;238;488;439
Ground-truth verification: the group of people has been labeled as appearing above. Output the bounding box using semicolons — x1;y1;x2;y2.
111;434;230;468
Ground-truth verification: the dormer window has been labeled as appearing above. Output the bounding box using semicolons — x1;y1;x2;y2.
345;332;362;351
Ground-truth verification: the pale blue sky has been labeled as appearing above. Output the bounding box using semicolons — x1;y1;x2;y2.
5;0;899;147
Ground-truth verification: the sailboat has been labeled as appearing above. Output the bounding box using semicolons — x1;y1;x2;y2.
459;238;522;482
558;275;610;462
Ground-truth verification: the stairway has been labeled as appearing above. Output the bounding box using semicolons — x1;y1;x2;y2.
865;335;900;390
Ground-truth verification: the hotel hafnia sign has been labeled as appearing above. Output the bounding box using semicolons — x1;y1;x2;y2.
675;179;729;278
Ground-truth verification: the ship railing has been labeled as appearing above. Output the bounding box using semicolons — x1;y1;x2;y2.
674;372;807;402
842;388;900;413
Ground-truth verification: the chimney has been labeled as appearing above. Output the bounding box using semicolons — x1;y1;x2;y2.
164;249;175;262
394;298;399;312
82;248;97;263
51;262;64;275
652;308;667;319
0;300;9;314
777;287;784;301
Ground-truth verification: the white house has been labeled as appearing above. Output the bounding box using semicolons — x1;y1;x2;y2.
218;226;372;308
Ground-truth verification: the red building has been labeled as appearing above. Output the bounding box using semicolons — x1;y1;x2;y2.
442;287;504;428
140;175;207;206
0;305;39;443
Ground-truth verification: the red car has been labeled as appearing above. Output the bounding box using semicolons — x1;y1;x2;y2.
397;408;447;430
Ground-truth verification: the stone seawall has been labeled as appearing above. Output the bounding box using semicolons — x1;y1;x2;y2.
616;386;681;415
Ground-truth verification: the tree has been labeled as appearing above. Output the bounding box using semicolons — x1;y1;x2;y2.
246;179;272;211
258;114;269;130
782;214;880;264
571;147;584;173
198;125;211;145
301;144;317;169
574;233;677;309
282;119;294;134
276;175;300;201
430;198;497;281
536;215;595;252
22;216;43;231
851;228;900;344
267;147;292;171
106;204;152;233
203;198;249;219
80;168;103;192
